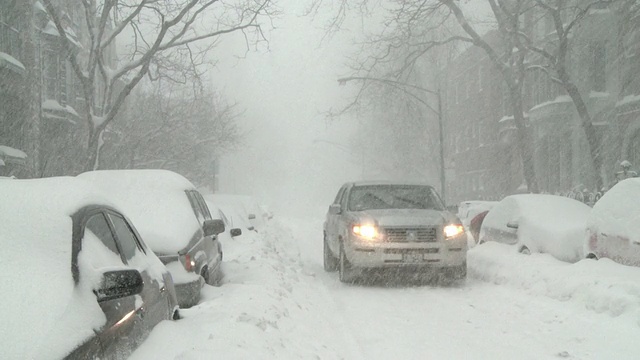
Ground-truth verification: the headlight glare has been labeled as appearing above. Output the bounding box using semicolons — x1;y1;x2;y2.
352;224;378;240
444;224;464;239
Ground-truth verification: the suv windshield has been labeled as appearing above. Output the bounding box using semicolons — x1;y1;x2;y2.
347;185;445;211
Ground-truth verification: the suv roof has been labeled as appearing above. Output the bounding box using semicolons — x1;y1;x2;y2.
347;180;436;188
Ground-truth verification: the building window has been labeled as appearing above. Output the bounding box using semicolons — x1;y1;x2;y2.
591;42;607;92
0;18;21;59
43;48;59;101
501;84;510;116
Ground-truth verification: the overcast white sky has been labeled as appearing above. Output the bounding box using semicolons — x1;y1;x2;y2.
209;1;493;217
211;2;366;217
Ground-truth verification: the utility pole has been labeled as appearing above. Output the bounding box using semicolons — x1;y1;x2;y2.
436;87;445;202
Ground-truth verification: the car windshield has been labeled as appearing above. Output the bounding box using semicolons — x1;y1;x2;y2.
347;185;444;211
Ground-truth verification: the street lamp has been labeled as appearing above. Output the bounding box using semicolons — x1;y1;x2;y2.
337;76;447;202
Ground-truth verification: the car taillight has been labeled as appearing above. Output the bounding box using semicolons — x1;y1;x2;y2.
183;254;194;272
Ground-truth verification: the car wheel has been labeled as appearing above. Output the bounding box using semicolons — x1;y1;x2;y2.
172;308;181;320
207;261;224;287
519;246;531;255
201;267;211;285
439;262;466;285
455;262;467;279
586;253;598;260
323;234;338;272
339;244;356;283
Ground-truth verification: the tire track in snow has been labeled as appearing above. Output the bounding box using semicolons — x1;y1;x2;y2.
273;217;367;360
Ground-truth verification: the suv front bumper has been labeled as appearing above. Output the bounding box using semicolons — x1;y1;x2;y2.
343;236;467;269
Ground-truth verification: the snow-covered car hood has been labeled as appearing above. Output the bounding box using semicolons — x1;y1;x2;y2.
350;208;454;227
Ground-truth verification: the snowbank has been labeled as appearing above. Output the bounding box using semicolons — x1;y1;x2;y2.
130;219;347;359
470;242;640;321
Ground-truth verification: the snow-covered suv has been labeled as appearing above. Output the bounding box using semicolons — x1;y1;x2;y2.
323;181;467;283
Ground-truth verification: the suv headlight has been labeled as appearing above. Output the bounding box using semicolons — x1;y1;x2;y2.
444;224;464;239
352;224;379;241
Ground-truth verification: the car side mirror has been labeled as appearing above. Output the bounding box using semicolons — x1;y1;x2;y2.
203;219;225;237
329;204;342;215
230;228;242;237
506;221;519;229
248;214;256;220
96;269;143;303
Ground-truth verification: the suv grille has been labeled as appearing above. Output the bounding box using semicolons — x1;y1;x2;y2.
384;227;438;242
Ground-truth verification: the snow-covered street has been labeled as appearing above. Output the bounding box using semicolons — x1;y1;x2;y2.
131;217;640;360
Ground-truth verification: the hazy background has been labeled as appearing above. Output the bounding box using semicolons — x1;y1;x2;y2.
211;2;366;217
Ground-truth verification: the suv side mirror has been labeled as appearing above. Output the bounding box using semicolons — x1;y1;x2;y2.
203;219;225;237
96;269;143;303
230;228;242;237
329;204;342;215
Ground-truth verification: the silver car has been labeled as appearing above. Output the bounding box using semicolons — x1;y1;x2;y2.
79;169;225;308
323;181;468;283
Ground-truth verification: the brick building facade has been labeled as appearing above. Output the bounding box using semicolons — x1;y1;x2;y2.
0;0;112;177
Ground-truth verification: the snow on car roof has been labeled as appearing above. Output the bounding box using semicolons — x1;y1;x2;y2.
481;194;591;262
488;193;590;223
589;178;640;242
78;169;202;254
0;177;111;359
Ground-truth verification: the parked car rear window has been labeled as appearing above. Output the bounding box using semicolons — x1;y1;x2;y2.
348;185;444;211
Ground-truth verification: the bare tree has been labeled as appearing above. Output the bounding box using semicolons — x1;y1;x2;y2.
42;0;276;171
100;81;243;184
525;0;615;190
315;0;540;192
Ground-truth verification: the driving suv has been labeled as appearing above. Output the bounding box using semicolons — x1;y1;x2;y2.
323;181;467;283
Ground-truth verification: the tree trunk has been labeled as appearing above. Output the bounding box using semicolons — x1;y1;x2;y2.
84;130;101;172
559;71;604;190
509;87;539;193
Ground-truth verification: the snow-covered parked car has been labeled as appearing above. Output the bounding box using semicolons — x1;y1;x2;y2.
203;197;244;243
79;170;226;308
323;181;468;283
478;194;591;262
0;177;179;359
585;178;640;266
457;200;498;229
208;194;265;232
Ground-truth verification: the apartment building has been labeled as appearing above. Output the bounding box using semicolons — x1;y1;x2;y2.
443;2;640;204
